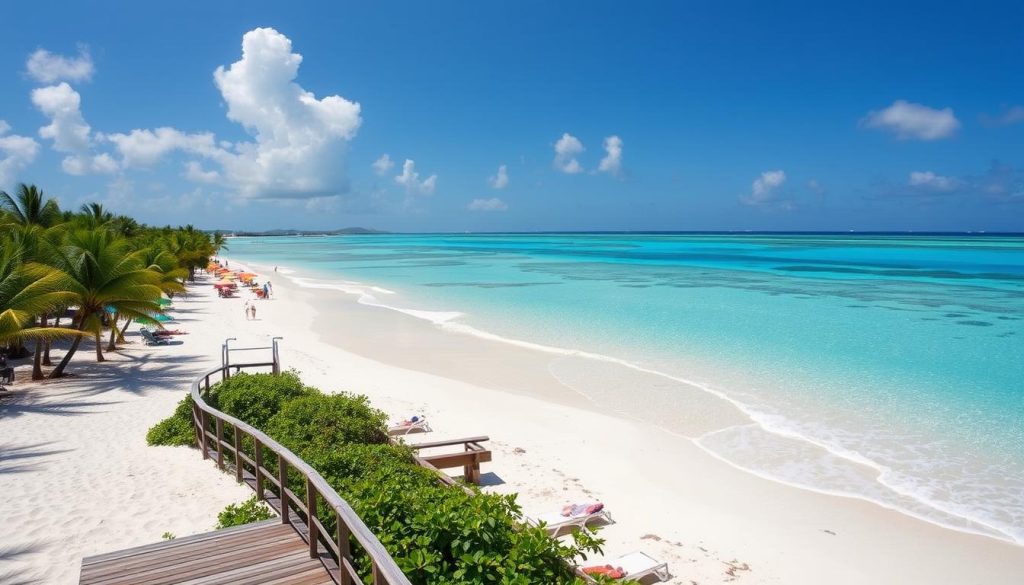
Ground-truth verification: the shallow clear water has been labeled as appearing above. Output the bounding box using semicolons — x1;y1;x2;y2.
228;233;1024;543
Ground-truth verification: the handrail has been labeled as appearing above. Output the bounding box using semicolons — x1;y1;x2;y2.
190;362;412;585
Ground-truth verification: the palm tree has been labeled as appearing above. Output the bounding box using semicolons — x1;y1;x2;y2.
0;184;63;367
0;183;61;227
106;247;186;351
47;229;163;376
79;202;114;229
0;243;78;350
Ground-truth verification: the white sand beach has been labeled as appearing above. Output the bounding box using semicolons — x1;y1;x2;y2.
3;265;1024;585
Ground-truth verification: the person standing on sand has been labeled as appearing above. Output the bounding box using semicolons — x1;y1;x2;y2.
263;283;270;299
250;304;257;320
243;300;250;320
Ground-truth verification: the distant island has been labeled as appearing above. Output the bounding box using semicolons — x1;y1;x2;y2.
221;227;388;237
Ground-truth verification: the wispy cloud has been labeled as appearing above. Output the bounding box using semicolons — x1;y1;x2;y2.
908;171;957;192
980;105;1024;128
861;100;960;140
489;164;509;189
395;159;437;195
741;170;787;206
553;133;584;174
372;153;394;176
26;46;94;83
468;197;508;212
0;120;40;188
597;135;623;178
873;162;1024;204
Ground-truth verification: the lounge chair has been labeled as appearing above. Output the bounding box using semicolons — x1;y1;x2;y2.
580;551;670;583
388;416;432;436
526;503;613;536
140;328;170;346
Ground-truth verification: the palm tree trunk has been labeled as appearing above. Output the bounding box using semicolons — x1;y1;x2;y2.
106;315;119;351
95;329;105;362
118;317;133;342
32;339;44;380
44;313;57;365
49;321;87;378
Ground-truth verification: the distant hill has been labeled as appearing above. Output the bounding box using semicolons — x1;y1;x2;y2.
220;227;388;236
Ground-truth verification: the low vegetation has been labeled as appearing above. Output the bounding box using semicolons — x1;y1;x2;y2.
150;372;615;584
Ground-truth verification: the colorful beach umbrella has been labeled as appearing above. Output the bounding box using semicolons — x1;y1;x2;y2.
155;314;173;322
158;298;172;307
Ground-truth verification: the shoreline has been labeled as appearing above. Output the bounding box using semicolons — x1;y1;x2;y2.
250;259;1023;547
227;256;1024;584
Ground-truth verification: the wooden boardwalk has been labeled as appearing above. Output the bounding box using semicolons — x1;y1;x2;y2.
79;519;335;585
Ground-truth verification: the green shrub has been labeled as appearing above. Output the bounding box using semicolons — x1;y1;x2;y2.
213;371;313;428
149;372;603;584
146;394;195;446
216;495;274;529
265;392;389;453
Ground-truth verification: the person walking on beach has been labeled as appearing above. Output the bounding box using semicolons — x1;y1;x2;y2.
267;281;273;296
263;283;270;299
243;300;251;320
249;304;257;320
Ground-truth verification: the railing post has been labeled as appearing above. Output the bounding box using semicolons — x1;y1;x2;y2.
254;438;264;500
200;410;209;460
278;454;289;525
336;517;352;585
233;426;243;483
306;478;318;559
372;561;385;585
216;418;224;470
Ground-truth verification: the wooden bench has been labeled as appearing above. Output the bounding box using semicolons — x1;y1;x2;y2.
408;436;491;485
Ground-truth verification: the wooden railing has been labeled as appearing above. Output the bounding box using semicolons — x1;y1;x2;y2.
190;361;412;585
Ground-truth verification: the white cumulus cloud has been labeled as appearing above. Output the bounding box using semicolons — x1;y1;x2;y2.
862;100;960;140
909;171;957;191
30;82;117;176
553;133;584;174
210;27;362;198
101;27;363;199
395;159;437;195
468;197;508;212
104;127;219;167
31;83;91;153
597;135;623;177
372;154;394;176
0;121;41;188
742;170;786;206
26;46;94;83
489;164;509;189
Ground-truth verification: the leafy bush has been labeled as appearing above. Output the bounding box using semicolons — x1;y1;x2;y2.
212;371;313;428
265;392;389;452
149;372;604;584
146;394;195;446
216;495;274;529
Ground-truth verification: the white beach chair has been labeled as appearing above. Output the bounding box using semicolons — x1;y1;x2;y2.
387;416;432;436
526;504;614;536
581;551;671;583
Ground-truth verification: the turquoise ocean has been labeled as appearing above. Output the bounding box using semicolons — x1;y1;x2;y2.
228;233;1024;544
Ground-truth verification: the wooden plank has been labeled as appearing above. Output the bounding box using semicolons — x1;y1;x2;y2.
421;450;492;469
84;537;307;585
179;553;322;585
81;520;280;566
407;435;489;450
81;527;299;578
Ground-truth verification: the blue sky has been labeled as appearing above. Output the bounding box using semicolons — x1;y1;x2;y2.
0;1;1022;232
